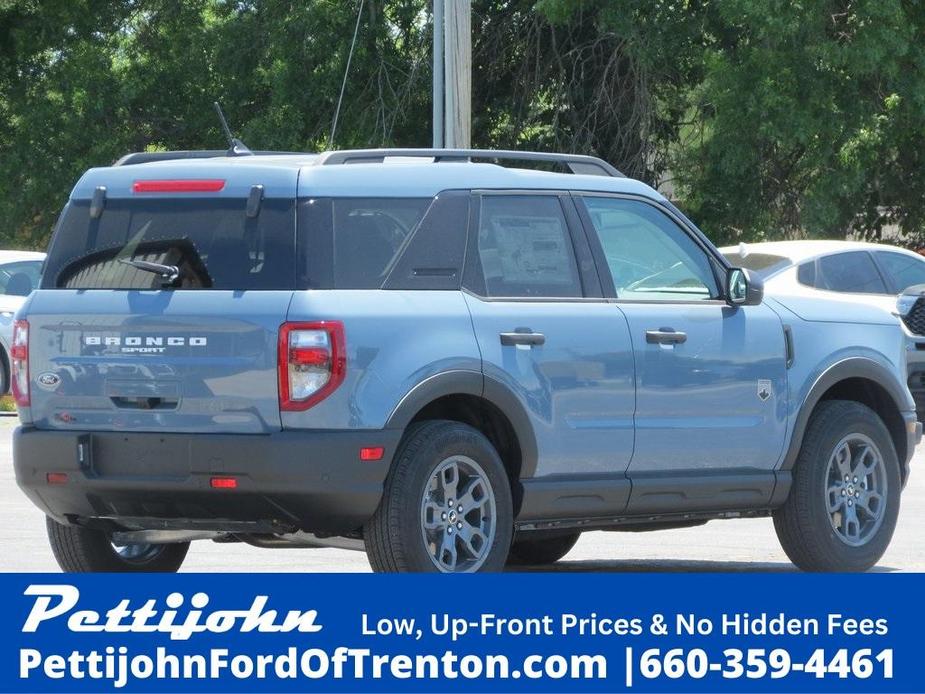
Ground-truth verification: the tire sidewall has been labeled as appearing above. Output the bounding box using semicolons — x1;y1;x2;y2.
393;423;513;572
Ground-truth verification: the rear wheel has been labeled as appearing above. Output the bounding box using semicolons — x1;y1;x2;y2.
46;517;189;572
365;420;513;572
508;531;580;565
773;400;900;572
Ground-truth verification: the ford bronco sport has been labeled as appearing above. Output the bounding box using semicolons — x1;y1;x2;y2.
12;148;921;573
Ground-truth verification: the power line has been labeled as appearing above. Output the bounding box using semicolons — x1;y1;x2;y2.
329;0;365;150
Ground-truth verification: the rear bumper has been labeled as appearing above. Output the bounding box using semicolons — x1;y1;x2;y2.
13;426;401;536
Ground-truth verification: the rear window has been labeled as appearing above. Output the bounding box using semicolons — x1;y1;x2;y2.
817;252;887;294
42;198;296;290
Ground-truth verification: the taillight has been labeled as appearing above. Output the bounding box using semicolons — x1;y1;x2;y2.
278;321;345;411
10;319;29;407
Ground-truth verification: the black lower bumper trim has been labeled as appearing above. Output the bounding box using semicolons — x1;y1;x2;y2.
14;426;402;535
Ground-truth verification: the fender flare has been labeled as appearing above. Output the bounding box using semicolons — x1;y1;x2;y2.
781;357;913;470
385;370;539;479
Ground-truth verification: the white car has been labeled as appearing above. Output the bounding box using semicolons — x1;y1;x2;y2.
721;240;925;418
0;251;45;394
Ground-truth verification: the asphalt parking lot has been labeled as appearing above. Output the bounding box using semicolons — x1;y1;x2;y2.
1;414;922;573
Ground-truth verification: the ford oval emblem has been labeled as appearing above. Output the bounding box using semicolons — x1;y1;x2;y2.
36;372;61;390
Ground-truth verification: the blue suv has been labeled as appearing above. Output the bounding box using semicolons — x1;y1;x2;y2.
12;148;921;573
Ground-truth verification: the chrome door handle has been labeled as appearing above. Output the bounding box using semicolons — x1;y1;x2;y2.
645;329;687;345
500;331;546;347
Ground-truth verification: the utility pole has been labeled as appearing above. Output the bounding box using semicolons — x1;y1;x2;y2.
443;0;471;148
433;0;470;149
432;0;444;148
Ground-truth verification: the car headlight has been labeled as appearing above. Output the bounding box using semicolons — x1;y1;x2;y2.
897;293;920;316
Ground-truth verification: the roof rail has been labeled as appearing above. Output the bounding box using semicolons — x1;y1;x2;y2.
113;150;307;166
317;148;624;177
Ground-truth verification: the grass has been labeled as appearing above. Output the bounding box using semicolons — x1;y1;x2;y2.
0;395;16;413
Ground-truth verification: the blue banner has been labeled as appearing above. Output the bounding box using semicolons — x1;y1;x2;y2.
1;573;922;692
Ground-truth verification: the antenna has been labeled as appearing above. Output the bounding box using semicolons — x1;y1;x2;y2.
212;102;253;157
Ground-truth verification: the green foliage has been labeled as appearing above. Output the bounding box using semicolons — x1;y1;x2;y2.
1;0;924;248
0;0;431;248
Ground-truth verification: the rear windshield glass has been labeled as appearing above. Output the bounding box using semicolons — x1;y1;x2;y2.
42;198;296;290
721;252;791;279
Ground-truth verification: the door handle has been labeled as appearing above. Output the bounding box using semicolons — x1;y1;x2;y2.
645;329;687;345
500;331;546;347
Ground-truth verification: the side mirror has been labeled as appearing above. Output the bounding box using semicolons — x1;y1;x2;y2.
726;267;763;306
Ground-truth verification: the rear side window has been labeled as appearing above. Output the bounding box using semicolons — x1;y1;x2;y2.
797;261;816;287
817;252;887;294
472;195;582;298
332;198;430;288
43;198;296;290
875;251;925;293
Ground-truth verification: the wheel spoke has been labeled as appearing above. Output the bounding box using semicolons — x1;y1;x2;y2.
833;442;852;477
457;522;487;559
457;478;488;515
853;446;877;481
856;489;882;518
827;483;846;513
422;501;444;531
438;530;457;571
842;503;861;542
440;462;459;502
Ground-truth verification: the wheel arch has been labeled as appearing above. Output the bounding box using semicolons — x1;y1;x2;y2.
783;358;913;481
385;370;538;514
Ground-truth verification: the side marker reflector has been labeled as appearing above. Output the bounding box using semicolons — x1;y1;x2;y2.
360;447;385;461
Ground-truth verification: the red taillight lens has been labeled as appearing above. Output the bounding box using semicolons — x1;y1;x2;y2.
46;473;68;485
11;319;29;407
278;321;346;412
132;179;226;193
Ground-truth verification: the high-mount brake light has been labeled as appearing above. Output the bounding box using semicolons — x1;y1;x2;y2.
11;320;29;407
132;179;226;193
210;477;238;489
278;322;346;412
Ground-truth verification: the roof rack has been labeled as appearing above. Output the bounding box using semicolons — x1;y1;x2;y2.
113;150;307;166
317;148;624;177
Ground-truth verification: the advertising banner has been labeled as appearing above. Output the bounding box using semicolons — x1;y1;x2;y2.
3;573;922;692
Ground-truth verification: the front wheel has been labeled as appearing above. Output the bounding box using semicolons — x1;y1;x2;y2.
773;400;901;572
365;420;514;572
47;517;190;572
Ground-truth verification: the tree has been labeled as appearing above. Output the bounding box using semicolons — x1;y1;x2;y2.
0;0;432;248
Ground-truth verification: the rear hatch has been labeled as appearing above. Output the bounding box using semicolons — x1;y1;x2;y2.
24;160;300;434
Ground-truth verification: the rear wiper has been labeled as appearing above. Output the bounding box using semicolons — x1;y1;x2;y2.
119;258;180;285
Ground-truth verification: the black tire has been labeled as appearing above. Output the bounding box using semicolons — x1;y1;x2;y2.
46;517;190;573
365;420;514;573
508;531;581;565
773;400;901;572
